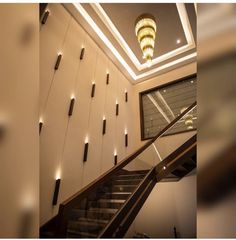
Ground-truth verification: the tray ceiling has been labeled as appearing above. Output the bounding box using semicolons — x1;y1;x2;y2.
64;3;197;84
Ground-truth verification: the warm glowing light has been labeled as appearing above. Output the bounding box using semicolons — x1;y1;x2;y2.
71;95;75;100
135;14;156;64
181;107;194;130
124;129;128;135
163;166;166;170
114;149;117;156
176;39;181;44
55;168;61;180
103;116;106;120
116;100;118;104
85;135;89;143
39;117;43;124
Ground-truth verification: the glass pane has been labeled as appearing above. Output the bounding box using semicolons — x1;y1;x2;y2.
141;75;196;139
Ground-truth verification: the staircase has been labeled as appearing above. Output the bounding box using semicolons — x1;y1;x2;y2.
66;170;148;238
40;102;197;238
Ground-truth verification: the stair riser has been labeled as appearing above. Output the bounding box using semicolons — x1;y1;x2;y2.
70;209;115;220
67;222;104;234
102;193;131;200
111;185;137;192
112;179;141;185
90;201;124;209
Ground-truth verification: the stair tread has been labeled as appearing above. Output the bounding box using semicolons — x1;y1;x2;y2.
67;229;97;238
105;192;132;194
77;217;109;224
114;179;141;182
89;207;118;213
69;219;107;227
98;199;126;203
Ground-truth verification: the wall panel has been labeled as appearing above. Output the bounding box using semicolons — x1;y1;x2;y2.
40;4;71;115
40;3;136;225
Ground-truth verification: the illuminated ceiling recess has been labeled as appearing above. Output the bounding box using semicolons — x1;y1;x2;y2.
135;14;157;67
69;3;196;82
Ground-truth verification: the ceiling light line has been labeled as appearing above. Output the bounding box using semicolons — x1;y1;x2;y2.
92;3;140;67
152;143;163;161
136;52;196;79
73;3;196;81
155;91;175;120
73;3;136;79
147;94;171;123
90;3;195;71
176;3;195;45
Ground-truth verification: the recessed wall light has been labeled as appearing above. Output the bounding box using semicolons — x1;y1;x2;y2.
176;39;181;44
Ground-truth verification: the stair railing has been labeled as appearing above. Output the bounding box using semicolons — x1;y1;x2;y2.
57;101;197;237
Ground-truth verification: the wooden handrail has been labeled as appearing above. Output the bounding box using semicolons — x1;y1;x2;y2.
57;101;197;236
99;133;197;238
60;101;196;207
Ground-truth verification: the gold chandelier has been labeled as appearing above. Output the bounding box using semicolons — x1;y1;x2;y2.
135;14;156;66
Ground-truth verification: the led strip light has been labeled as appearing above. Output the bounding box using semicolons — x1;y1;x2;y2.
73;3;196;81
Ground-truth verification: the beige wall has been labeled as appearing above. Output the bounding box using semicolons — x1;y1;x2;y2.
40;4;135;225
126;170;196;238
0;4;39;237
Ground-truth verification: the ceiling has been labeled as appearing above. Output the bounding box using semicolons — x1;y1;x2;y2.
64;3;196;83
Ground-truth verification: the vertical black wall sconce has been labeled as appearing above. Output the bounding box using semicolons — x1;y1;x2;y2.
114;154;118;165
125;133;128;147
102;117;106;135
68;98;75;116
91;83;96;98
116;102;119;116
39;121;43;134
83;142;89;162
0;123;6;142
80;47;85;60
106;73;110;85
52;178;61;205
54;53;62;70
125;91;128;102
41;10;50;24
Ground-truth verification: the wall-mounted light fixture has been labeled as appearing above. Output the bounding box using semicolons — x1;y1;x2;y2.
68;97;75;116
91;82;96;98
54;53;62;70
125;129;128;147
0;123;6;142
52;178;61;206
114;150;118;165
116;101;119;116
125;91;128;102
102;116;106;135
39;120;43;134
83;137;89;162
80;47;85;60
41;10;50;25
106;73;110;85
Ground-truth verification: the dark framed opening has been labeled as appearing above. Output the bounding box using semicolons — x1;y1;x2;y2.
139;74;197;141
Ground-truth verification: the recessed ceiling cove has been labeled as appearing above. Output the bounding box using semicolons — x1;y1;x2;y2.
64;3;196;83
